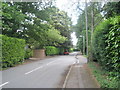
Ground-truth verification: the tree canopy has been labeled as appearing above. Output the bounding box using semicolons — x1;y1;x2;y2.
2;1;72;49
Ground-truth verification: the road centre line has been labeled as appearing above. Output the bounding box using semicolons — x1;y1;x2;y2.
25;66;43;75
73;62;76;64
46;60;56;65
77;60;79;64
0;82;9;88
25;60;56;75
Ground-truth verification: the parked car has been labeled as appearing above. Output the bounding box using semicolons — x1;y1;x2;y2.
64;51;69;55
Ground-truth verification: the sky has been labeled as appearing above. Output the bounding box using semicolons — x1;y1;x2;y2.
71;32;78;46
56;0;79;25
55;0;78;46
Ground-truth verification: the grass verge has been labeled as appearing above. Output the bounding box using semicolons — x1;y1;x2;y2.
88;61;119;89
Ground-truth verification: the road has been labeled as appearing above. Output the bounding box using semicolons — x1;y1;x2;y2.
1;52;78;88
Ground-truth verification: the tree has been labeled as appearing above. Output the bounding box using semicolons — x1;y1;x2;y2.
2;2;71;49
74;2;103;56
2;2;26;37
103;2;120;18
43;7;73;48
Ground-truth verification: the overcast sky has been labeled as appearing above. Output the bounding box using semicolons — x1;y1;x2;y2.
56;0;79;25
55;0;78;46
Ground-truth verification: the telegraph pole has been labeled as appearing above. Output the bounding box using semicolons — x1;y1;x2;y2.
85;1;88;56
90;2;94;60
83;36;85;55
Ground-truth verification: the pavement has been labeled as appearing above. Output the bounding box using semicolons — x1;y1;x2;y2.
63;54;100;88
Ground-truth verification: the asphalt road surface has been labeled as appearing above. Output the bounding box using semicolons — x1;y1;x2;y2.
1;52;78;88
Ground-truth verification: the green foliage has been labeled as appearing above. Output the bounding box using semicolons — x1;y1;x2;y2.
2;2;71;49
75;2;103;54
92;16;120;79
59;47;64;55
69;48;73;52
75;2;120;88
103;2;120;18
47;7;72;48
92;19;111;63
24;48;33;59
46;26;67;44
88;62;119;88
45;46;60;56
1;35;25;68
76;37;83;51
73;48;80;51
26;23;66;49
105;16;120;74
2;3;26;37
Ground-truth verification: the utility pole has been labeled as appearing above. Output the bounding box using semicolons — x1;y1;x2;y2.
91;2;94;60
91;2;94;46
83;36;85;55
85;1;88;56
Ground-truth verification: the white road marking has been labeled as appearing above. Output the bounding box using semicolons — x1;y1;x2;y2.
73;62;76;64
77;60;79;64
25;60;56;75
25;66;43;75
46;60;56;65
0;82;9;87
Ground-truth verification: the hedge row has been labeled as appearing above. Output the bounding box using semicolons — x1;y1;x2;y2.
24;48;33;59
44;46;60;56
1;35;25;68
45;46;73;56
92;16;120;78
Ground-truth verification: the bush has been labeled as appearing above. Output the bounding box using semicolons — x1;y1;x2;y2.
69;48;73;52
45;46;59;56
24;48;33;59
92;16;120;78
88;62;119;88
1;35;25;68
73;48;80;51
59;47;64;55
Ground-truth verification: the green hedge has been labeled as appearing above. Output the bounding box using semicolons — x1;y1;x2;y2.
1;35;25;68
45;46;60;56
69;48;73;52
24;48;33;59
92;16;120;78
92;19;111;64
59;47;64;55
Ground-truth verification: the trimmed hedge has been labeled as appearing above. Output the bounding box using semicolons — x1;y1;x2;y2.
45;46;59;56
92;16;120;78
1;35;25;68
92;19;111;64
59;47;64;55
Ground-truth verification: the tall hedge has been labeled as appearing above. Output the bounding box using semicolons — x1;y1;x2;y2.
105;16;120;74
92;19;111;65
92;16;120;76
1;35;25;68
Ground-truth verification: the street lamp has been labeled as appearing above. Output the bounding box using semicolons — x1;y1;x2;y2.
79;35;85;55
